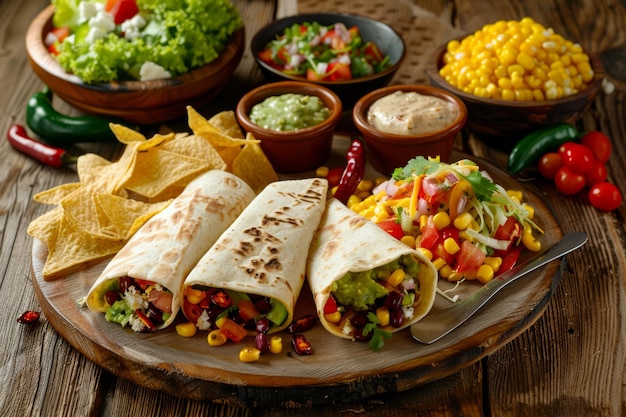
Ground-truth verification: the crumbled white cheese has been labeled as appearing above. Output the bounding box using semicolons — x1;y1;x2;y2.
79;1;103;24
90;10;116;32
402;305;415;320
342;321;354;336
196;310;212;331
129;314;146;332
85;27;107;44
139;61;171;81
121;14;147;40
125;286;147;311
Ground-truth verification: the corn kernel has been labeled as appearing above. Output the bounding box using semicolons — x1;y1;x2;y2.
176;322;197;338
346;195;361;209
432;212;451;230
376;307;390;327
208;330;227;346
387;269;406;287
447;271;464;282
439;264;453;279
483;256;502;273
185;288;204;305
523;204;535;219
239;347;261;363
443;237;460;255
417;247;433;260
476;264;495;284
401;235;417;249
453;212;474;230
269;336;283;354
315;166;329;178
324;311;342;324
522;228;541;252
357;180;374;192
419;214;429;231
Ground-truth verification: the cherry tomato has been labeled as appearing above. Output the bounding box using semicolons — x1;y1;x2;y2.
377;219;404;240
537;152;563;180
455;240;486;274
580;131;612;163
588;182;623;211
583;160;608;187
557;142;594;174
554;166;586;195
105;0;139;25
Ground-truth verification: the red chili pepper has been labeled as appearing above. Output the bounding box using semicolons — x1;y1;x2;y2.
286;314;318;333
292;333;313;355
7;124;76;168
333;136;366;204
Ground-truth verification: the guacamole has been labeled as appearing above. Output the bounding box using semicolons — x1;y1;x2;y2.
249;93;331;131
331;255;421;311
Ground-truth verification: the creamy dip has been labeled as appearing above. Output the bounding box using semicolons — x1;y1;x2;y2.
249;93;331;132
367;91;459;135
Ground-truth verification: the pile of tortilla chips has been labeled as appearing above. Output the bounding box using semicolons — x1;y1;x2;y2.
28;107;278;280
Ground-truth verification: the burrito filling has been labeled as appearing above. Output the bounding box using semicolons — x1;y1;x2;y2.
324;254;423;344
102;276;173;332
182;286;288;343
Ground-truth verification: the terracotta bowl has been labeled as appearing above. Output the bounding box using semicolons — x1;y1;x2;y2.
25;5;245;124
353;84;467;176
250;12;405;109
426;42;604;146
236;81;342;173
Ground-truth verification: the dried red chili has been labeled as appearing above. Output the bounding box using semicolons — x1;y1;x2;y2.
291;333;313;355
17;310;41;324
332;136;366;204
6;124;77;168
286;314;318;333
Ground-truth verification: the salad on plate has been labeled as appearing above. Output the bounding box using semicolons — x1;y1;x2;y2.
46;0;243;83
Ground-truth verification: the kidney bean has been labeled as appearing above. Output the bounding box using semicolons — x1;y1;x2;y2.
256;317;271;334
254;298;272;314
384;291;404;310
292;334;313;355
17;310;40;324
353;327;373;342
287;314;318;333
350;313;369;329
255;333;270;353
105;291;120;306
390;308;405;328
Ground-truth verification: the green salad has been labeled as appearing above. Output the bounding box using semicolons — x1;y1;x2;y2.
49;0;243;83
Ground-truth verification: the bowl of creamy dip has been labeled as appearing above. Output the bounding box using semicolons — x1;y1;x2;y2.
236;81;343;173
353;84;467;175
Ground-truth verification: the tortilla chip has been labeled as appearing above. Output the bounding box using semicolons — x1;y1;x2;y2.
109;123;147;143
34;183;81;205
208;110;244;138
160;134;227;171
232;134;279;193
94;193;171;239
27;207;63;246
60;186;119;239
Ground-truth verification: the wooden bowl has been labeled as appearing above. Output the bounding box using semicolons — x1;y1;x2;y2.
25;5;245;124
250;13;405;109
236;81;343;173
426;42;604;146
353;84;467;175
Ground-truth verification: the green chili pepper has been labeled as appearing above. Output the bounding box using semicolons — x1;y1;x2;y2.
507;122;579;175
25;87;134;145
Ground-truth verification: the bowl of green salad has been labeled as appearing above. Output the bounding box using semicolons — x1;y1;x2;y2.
26;1;245;124
251;13;406;108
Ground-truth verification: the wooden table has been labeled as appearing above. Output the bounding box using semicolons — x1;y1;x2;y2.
2;0;624;416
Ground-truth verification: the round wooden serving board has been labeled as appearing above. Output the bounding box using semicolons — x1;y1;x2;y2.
31;148;563;408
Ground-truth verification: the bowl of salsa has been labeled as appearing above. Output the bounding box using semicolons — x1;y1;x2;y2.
236;81;343;173
353;84;467;175
251;13;405;108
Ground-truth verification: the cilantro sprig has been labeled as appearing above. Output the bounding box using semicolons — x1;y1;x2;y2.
363;312;392;352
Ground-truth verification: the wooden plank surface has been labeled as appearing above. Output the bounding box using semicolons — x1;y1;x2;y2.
0;0;625;416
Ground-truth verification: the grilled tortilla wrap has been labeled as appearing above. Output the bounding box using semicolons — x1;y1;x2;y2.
86;170;255;331
307;198;437;341
182;178;328;336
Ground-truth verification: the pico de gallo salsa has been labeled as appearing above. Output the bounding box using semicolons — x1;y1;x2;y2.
257;21;392;82
350;156;544;285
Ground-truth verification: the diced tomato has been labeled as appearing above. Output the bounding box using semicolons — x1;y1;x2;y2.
105;0;139;25
493;217;521;255
455;240;486;274
148;289;173;314
135;309;156;331
377;219;404;240
432;242;455;265
306;68;324;81
323;295;338;315
324;62;352;81
48;43;61;56
219;318;248;343
499;245;522;274
363;41;384;62
237;300;260;322
440;226;459;244
348;25;359;39
134;278;153;290
257;48;274;65
182;299;204;324
418;217;440;250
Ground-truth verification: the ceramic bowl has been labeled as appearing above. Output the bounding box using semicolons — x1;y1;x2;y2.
426;42;604;146
353;84;467;175
235;81;343;173
250;12;405;108
25;5;245;124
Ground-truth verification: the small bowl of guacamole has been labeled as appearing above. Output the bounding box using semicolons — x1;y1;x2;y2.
236;81;343;173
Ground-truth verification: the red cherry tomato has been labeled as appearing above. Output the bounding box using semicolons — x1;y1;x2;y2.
105;0;139;25
580;131;612;163
537;152;563;180
554;166;586;195
583;160;608;187
557;142;594;174
588;182;623;211
377;219;404;240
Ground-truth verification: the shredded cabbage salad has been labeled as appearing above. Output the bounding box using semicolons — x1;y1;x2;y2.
49;0;243;83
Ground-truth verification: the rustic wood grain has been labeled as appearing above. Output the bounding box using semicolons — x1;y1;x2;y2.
2;0;625;416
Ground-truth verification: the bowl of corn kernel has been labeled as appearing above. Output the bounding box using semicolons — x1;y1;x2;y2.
426;17;604;143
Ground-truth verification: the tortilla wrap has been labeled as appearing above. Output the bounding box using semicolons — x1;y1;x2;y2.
86;170;255;330
307;198;438;339
182;178;328;334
